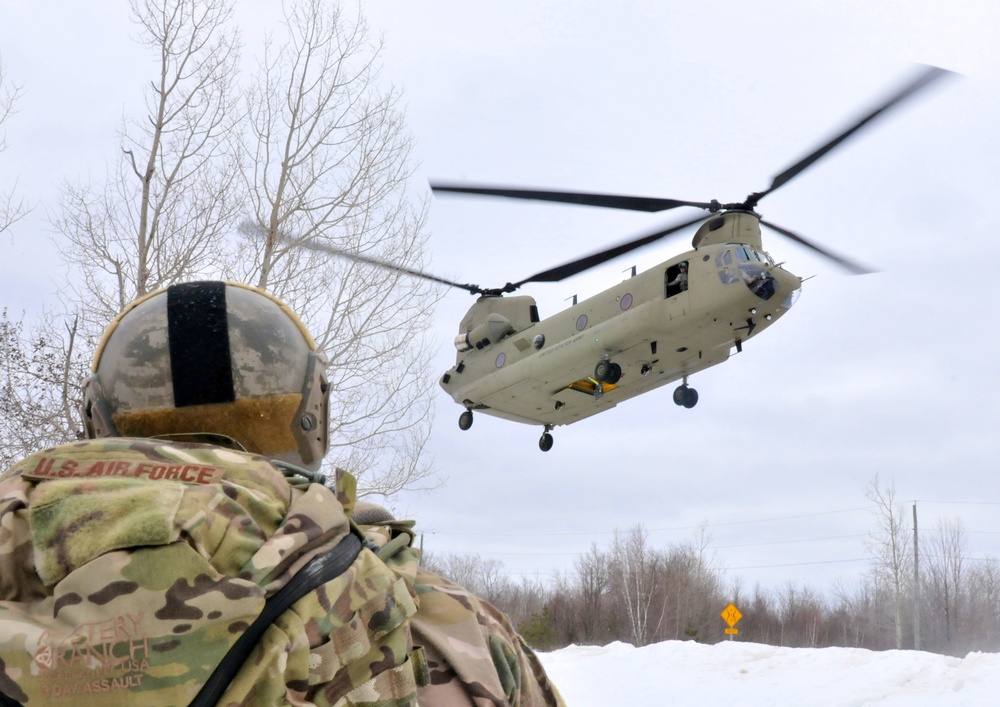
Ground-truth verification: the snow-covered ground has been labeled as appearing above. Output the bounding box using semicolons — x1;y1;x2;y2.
539;641;1000;706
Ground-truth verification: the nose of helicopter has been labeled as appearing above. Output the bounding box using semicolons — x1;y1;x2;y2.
774;266;802;310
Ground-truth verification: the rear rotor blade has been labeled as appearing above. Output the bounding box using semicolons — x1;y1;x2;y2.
299;239;489;294
757;65;954;202
760;219;874;275
512;215;707;288
241;221;490;295
431;182;716;213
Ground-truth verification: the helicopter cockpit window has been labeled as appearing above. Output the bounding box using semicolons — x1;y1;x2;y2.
665;261;689;298
736;245;775;264
717;245;777;298
716;249;739;285
740;246;777;299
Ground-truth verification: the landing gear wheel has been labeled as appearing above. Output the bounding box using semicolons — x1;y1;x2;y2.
458;410;474;430
673;385;699;408
539;432;554;452
594;359;613;382
608;362;622;384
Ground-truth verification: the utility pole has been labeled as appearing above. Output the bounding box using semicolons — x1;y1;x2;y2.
913;502;921;650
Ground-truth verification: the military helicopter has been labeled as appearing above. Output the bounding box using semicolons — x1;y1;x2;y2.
298;65;950;451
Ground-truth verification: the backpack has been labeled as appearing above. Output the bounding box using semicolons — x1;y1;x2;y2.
0;438;425;706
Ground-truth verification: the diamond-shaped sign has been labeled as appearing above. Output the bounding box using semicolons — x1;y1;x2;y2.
721;603;742;627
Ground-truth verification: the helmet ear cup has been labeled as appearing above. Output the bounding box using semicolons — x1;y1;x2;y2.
81;375;119;439
292;352;330;468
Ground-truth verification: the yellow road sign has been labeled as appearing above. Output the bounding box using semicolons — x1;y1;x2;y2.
725;628;739;635
721;603;742;627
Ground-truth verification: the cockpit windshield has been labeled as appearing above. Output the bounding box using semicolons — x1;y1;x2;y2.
716;244;778;300
735;245;774;265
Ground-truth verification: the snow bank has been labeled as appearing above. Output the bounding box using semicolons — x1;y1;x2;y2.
538;640;1000;705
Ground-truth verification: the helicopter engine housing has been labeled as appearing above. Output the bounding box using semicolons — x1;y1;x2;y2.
455;296;539;353
692;211;762;251
455;313;515;351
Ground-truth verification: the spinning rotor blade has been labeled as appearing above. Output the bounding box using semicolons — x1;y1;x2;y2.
433;66;952;216
241;221;490;295
753;65;953;204
511;214;708;288
760;219;874;275
431;182;715;213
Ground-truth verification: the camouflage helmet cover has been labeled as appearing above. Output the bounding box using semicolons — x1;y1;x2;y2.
82;281;329;470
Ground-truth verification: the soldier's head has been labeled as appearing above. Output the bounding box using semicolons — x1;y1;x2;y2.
81;281;330;471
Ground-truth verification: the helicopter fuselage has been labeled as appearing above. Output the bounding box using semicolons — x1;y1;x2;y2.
440;212;803;428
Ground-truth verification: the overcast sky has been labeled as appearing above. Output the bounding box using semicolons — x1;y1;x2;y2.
3;0;1000;596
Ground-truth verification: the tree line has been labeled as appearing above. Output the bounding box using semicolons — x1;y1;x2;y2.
427;479;1000;656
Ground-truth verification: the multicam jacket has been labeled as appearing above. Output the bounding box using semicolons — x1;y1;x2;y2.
360;523;563;706
0;438;563;707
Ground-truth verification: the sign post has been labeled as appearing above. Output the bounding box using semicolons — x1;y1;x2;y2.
721;603;742;640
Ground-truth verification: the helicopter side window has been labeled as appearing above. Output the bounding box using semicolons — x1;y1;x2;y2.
665;261;689;298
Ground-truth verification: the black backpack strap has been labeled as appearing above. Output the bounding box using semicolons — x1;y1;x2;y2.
188;531;364;707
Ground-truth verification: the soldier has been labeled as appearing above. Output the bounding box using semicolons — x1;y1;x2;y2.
0;281;563;706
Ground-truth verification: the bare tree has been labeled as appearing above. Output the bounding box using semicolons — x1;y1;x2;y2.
0;58;84;463
0;57;29;238
0;311;87;468
967;557;1000;651
611;524;662;647
229;0;439;498
925;517;968;652
1;0;244;464
865;474;911;649
831;574;879;648
11;0;436;500
575;543;611;642
56;0;243;331
424;553;512;606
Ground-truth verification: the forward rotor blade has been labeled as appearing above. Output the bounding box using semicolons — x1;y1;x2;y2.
760;65;954;200
760;219;874;275
513;214;707;287
241;221;488;295
431;182;715;213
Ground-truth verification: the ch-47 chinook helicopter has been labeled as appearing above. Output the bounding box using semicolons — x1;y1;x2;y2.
297;65;951;452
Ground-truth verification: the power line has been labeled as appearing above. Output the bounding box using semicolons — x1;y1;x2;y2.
725;557;869;570
913;499;1000;506
713;533;868;549
419;506;875;537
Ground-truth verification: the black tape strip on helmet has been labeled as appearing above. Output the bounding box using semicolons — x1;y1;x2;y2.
167;281;236;407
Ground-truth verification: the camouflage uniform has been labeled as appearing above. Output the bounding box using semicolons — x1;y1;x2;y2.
0;281;564;705
0;437;564;706
359;522;562;706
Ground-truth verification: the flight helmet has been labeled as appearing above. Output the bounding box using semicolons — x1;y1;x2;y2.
81;281;329;470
